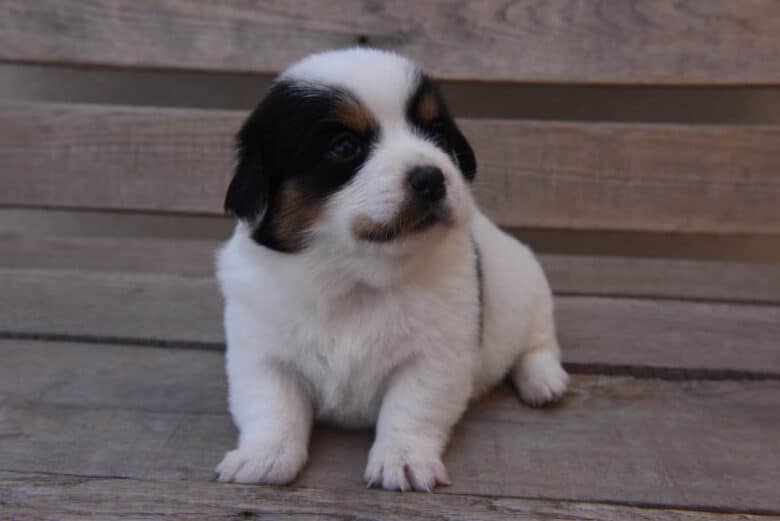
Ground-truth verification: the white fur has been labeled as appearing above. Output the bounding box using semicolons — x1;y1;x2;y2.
216;48;568;490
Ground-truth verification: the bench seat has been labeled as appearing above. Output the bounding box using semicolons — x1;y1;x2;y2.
1;230;778;518
2;1;779;516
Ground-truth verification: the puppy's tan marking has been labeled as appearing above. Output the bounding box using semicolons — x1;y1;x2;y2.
332;98;374;132
269;181;322;251
417;93;440;124
352;201;452;242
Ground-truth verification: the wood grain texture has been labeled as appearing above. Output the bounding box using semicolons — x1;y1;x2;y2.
542;254;780;305
0;234;222;277
1;1;780;84
1;266;779;373
3;473;776;521
466;120;780;234
3;102;780;234
1;340;778;512
557;296;780;373
0;267;224;345
0;103;236;215
2;234;780;304
0;339;226;414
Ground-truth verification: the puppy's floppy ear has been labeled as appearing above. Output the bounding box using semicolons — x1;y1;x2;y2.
451;124;477;182
224;107;270;222
409;75;477;182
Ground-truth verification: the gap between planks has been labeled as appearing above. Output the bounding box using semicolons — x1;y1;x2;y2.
1;330;778;382
1;234;779;305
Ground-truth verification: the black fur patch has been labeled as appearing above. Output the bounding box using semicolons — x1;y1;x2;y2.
473;235;484;347
406;74;477;181
225;80;378;252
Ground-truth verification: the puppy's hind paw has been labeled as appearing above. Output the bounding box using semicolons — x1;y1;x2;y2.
513;349;569;407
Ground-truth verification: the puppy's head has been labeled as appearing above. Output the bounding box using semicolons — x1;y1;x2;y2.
225;48;477;253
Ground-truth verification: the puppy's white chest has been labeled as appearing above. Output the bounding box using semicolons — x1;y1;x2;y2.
290;290;414;426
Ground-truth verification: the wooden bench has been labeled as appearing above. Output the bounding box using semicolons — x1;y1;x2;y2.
1;2;779;519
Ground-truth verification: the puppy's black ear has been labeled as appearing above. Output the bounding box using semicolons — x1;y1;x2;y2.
224;109;269;222
408;74;477;182
451;126;477;182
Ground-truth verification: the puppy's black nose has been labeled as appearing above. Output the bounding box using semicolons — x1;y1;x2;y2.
407;166;446;202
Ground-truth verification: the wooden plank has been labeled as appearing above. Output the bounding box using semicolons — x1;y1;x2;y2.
518;228;780;265
1;266;779;373
467;120;780;234
3;234;780;304
0;234;221;277
557;297;780;374
1;340;778;512
0;103;235;215
3;102;780;234
0;209;233;240
2;473;775;521
1;1;780;84
542;254;780;305
0;267;224;345
0;340;225;414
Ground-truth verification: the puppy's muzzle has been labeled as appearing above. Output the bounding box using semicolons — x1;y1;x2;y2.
352;165;452;243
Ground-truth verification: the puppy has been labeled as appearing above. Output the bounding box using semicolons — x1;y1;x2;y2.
216;48;568;491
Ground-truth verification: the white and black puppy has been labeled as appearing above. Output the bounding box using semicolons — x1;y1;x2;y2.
216;48;568;492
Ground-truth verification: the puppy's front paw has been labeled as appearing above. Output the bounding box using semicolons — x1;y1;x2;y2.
365;440;450;492
514;349;569;407
216;437;307;485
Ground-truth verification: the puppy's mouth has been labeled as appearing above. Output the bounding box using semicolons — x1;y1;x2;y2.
352;202;453;243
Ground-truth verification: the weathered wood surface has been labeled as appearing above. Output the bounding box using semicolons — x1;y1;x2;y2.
469;120;780;234
0;103;235;215
3;233;780;304
0;267;223;347
0;234;222;277
557;297;780;375
1;1;780;84
3;103;780;234
2;265;778;373
1;340;778;512
543;254;780;305
3;473;777;521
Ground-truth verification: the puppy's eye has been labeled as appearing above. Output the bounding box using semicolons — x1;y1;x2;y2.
327;133;362;161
